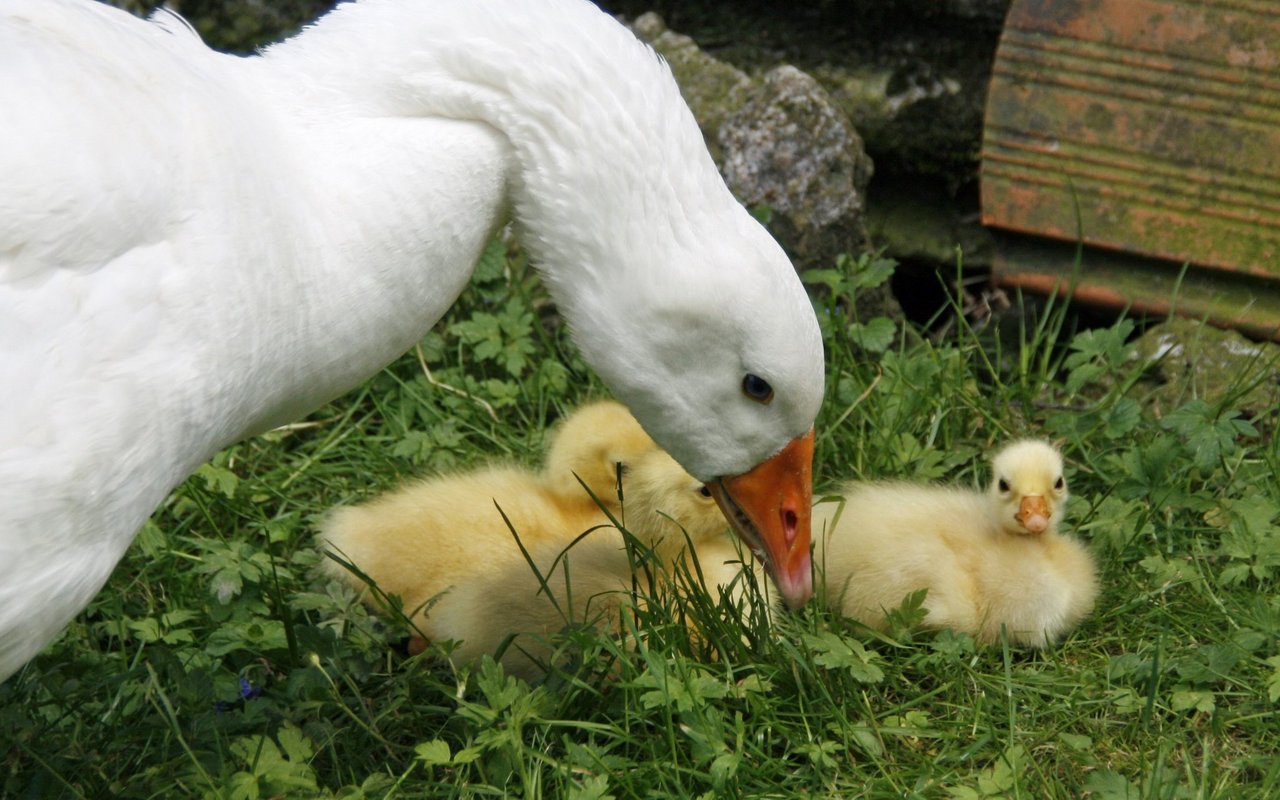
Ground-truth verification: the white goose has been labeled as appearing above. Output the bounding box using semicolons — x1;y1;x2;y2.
0;0;824;681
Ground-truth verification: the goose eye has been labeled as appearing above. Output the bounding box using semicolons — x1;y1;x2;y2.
997;478;1010;493
698;485;712;498
1054;476;1065;490
742;373;774;403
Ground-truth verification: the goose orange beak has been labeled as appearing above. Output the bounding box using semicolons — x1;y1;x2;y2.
1016;494;1050;534
707;428;814;609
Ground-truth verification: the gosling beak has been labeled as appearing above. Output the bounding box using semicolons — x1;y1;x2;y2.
1016;494;1050;534
707;428;814;609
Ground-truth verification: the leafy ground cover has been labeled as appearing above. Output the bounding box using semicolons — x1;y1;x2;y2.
3;243;1278;798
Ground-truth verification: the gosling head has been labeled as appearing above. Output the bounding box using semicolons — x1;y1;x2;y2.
543;401;658;502
622;448;729;555
988;440;1068;537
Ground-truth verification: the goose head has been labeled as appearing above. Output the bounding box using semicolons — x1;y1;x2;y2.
988;440;1068;537
557;207;823;609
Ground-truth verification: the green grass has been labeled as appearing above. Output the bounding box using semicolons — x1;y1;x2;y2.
3;243;1279;798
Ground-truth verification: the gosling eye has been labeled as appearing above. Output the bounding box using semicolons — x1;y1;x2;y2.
1054;476;1065;491
698;485;712;498
997;478;1010;493
741;373;774;404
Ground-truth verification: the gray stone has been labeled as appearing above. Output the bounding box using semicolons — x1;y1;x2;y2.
810;56;988;186
630;13;754;163
718;65;874;272
1132;318;1280;418
633;14;901;323
626;1;1006;189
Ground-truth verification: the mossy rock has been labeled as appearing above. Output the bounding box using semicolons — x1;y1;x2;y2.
1132;318;1280;420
